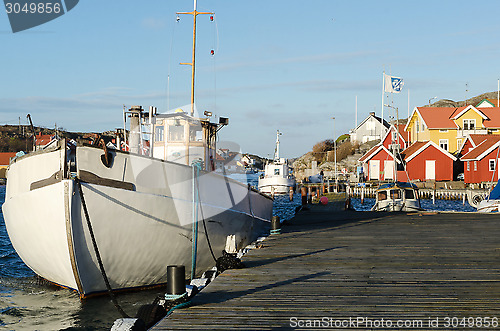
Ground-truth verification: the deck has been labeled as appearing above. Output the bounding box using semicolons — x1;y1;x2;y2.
152;202;500;330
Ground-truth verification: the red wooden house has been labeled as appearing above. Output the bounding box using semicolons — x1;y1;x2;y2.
460;136;500;183
358;125;407;181
402;140;457;181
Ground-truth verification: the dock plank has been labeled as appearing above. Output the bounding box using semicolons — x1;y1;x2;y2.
152;205;500;330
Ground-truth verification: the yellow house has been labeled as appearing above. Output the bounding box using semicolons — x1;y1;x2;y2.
405;105;500;154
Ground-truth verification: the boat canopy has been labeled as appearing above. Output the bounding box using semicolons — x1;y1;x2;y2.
377;181;418;190
489;179;500;200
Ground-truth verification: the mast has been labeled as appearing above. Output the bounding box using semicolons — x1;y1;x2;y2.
177;0;213;116
274;130;282;162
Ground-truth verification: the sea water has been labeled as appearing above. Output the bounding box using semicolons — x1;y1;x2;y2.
0;174;302;330
0;176;475;330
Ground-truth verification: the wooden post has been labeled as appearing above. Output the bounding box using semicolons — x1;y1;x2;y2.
301;186;307;206
289;186;294;202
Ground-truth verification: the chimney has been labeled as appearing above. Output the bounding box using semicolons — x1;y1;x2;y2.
369;112;375;116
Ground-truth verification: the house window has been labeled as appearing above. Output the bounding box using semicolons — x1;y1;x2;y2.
415;119;419;133
155;126;164;142
490;159;496;171
474;161;477;171
422;123;426;131
467;161;470;171
463;119;476;130
457;139;462;150
439;139;449;151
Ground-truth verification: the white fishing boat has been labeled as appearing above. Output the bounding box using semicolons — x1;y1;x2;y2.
371;181;422;212
370;106;423;212
2;2;272;298
258;130;296;195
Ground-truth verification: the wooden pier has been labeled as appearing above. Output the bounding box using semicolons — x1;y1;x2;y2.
152;202;500;330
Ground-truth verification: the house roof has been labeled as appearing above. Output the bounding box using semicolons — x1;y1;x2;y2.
477;107;500;128
476;98;500;107
36;134;54;146
380;124;408;147
358;144;380;162
461;136;500;161
353;113;390;132
403;140;457;162
0;152;16;166
358;145;400;163
415;107;457;129
451;105;489;120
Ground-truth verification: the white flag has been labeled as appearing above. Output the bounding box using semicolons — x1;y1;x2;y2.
384;74;404;93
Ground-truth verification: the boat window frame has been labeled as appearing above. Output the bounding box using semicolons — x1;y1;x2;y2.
390;189;401;200
378;191;387;201
405;189;415;200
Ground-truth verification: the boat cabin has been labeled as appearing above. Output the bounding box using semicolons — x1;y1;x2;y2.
124;106;225;172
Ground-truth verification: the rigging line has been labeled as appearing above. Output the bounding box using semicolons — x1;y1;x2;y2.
195;175;217;262
75;178;129;318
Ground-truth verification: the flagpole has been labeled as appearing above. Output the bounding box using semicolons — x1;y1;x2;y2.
355;95;358;129
408;89;410;145
381;72;385;141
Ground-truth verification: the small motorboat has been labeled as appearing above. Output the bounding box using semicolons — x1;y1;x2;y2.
371;181;422;212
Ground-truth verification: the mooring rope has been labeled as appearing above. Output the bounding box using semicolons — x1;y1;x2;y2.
75;177;129;318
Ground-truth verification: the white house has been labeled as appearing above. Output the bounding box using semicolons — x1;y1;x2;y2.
350;112;390;144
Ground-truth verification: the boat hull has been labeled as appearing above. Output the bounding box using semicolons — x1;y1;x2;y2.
258;177;295;195
3;144;272;297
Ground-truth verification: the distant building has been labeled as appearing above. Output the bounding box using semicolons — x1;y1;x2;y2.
34;132;58;151
0;152;16;178
401;141;457;182
357;124;408;181
460;135;500;183
476;98;500;108
405;105;500;153
350;112;390;144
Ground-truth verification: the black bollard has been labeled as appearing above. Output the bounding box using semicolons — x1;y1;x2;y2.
271;216;281;234
167;265;186;295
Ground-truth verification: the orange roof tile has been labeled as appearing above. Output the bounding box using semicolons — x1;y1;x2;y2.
0;152;16;166
401;141;427;161
416;107;457;129
461;137;500;161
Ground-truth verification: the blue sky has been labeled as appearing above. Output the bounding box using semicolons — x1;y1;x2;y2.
1;0;499;158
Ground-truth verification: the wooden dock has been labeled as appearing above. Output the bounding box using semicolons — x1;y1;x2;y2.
152;203;500;330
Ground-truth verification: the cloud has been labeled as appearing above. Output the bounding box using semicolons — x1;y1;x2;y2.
141;18;166;30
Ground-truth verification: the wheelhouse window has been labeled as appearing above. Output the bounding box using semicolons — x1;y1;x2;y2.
155;126;164;142
405;189;415;200
378;191;387;201
390;189;401;199
189;125;203;142
274;168;280;176
168;125;184;142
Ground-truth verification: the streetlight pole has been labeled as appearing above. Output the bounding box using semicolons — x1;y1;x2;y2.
332;117;337;193
428;96;437;106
